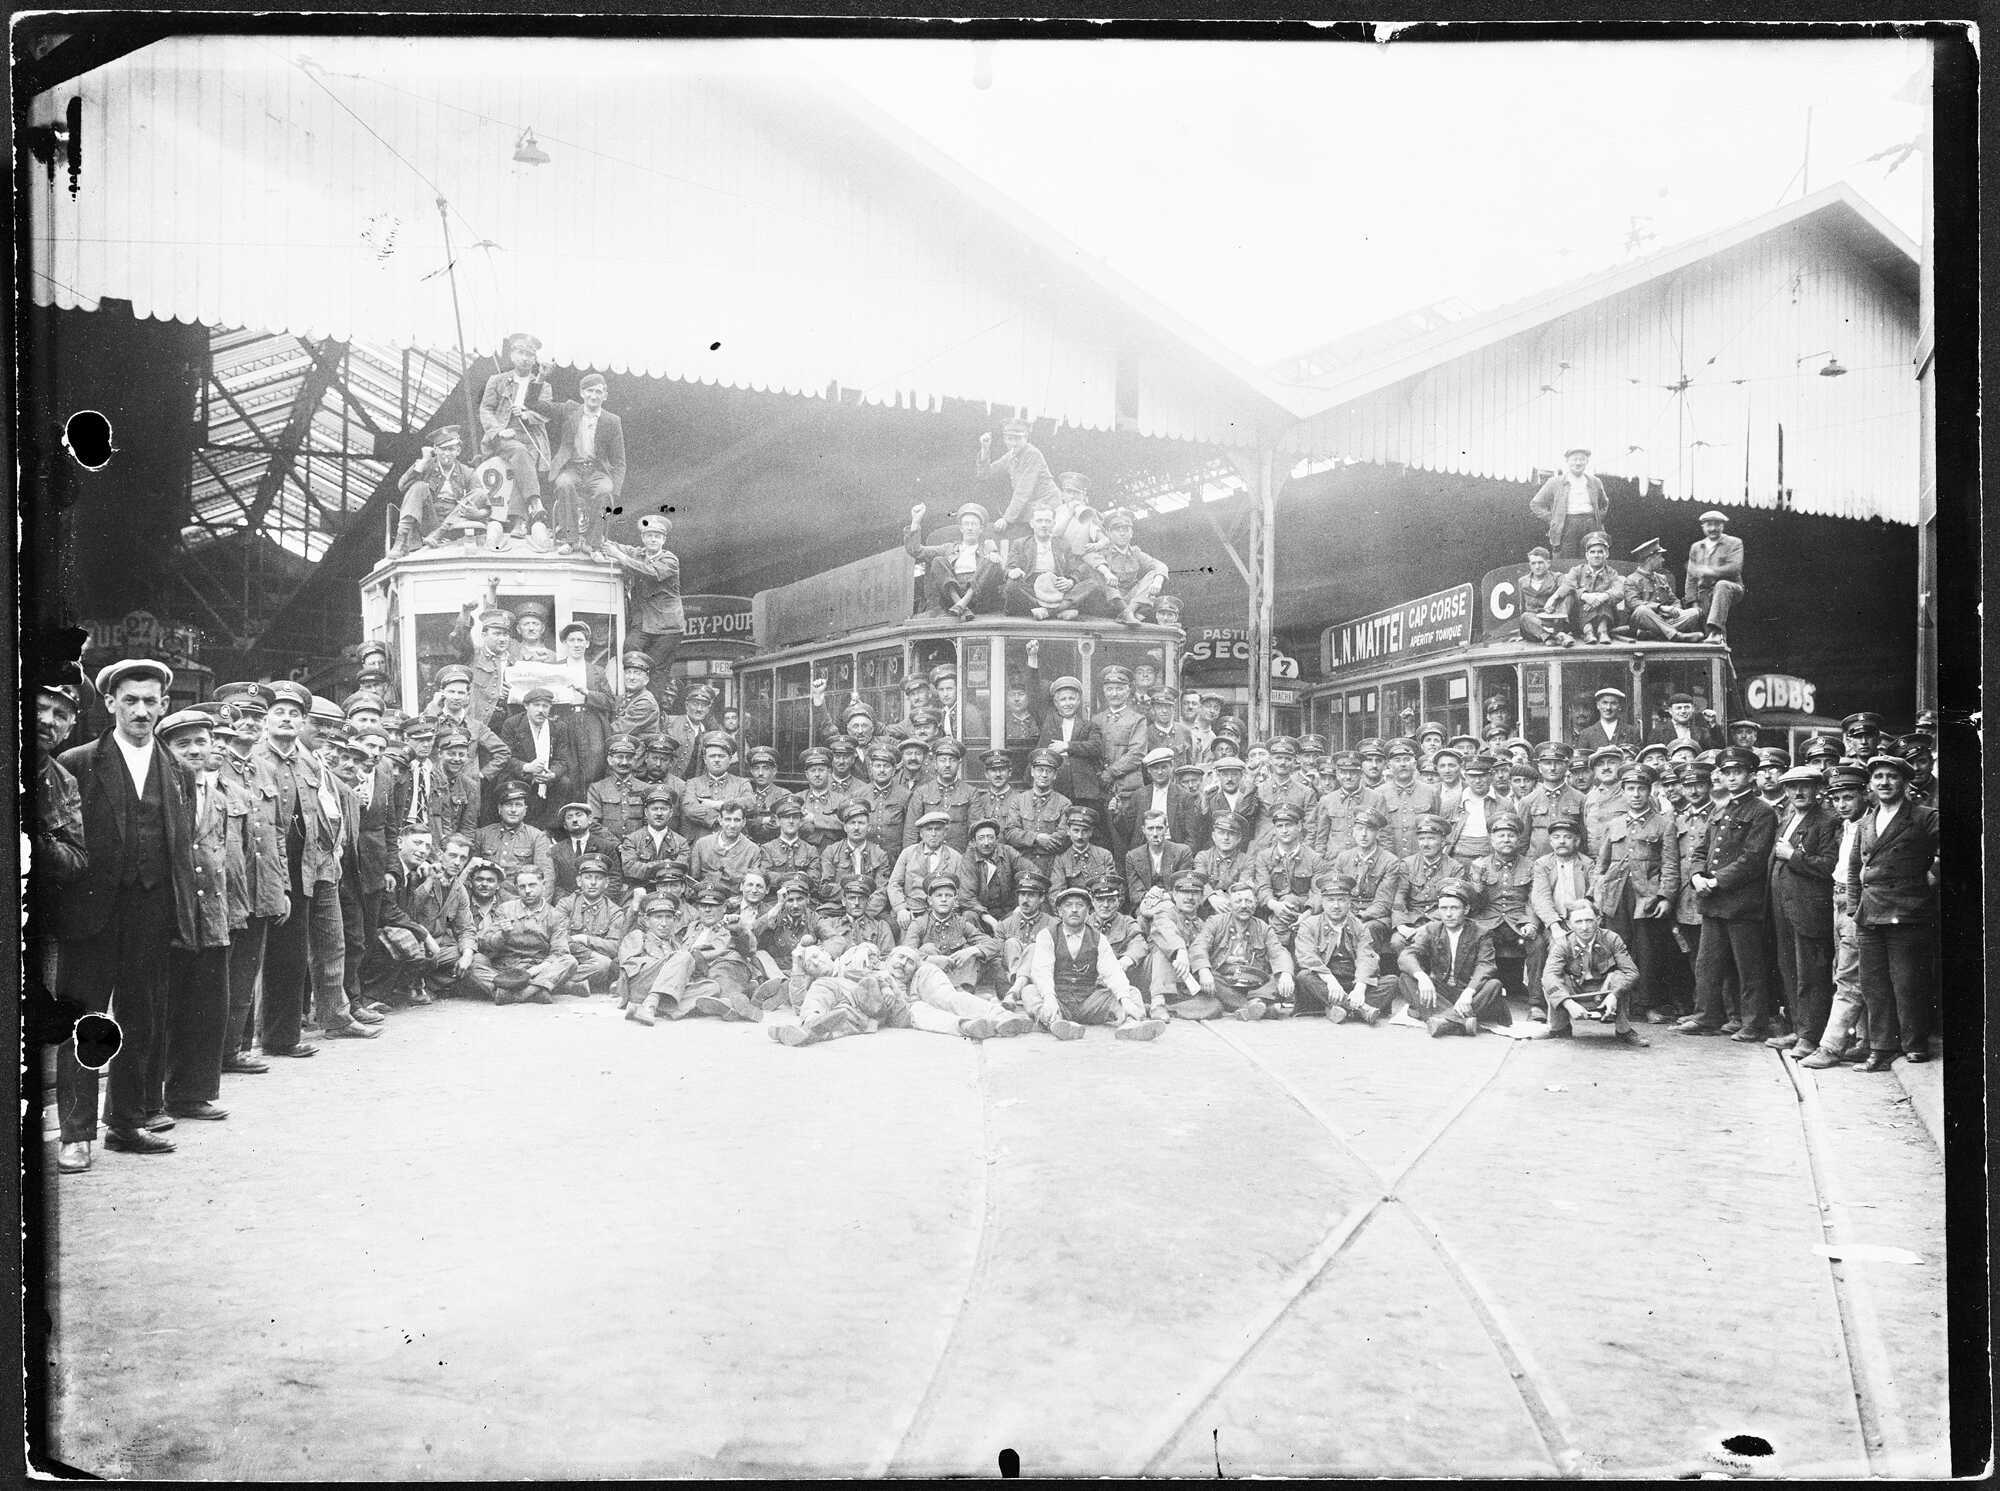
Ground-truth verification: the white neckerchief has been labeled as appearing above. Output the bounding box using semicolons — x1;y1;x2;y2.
114;732;156;796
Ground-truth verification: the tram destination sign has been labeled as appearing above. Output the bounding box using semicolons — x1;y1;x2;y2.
1321;584;1474;673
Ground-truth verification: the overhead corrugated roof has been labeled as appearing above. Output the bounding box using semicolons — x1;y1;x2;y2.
184;327;464;560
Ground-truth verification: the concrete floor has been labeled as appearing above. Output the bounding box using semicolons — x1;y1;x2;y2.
39;993;1950;1480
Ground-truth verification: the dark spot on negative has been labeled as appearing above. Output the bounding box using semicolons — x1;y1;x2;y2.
63;410;114;470
997;1449;1019;1478
73;1012;121;1069
709;341;721;351
1721;1435;1773;1457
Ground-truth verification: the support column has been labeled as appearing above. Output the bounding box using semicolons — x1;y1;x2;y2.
1229;446;1283;742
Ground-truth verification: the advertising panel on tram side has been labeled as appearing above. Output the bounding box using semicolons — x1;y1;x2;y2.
1319;583;1475;674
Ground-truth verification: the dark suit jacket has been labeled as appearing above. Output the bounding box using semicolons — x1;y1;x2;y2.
1847;799;1938;927
1123;840;1196;908
1769;802;1842;940
1691;790;1777;920
478;369;554;448
1201;786;1265;847
550;402;627;494
1397;919;1498;996
57;733;201;945
1645;720;1724;750
355;762;404;890
1034;714;1107;804
1001;533;1090;581
1573;718;1643;753
497;714;578;819
1113;782;1206;852
1684;533;1746;597
551;828;625;895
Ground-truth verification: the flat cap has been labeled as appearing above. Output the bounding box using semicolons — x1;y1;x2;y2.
1698;509;1730;524
1049;675;1085;695
1778;765;1826;787
95;658;174;697
558;800;596;818
1211;754;1247;772
1864;753;1914;778
154;708;214;741
1141;746;1177;769
521;687;556;707
1052;885;1093;907
914;810;953;829
1593;686;1626;701
1587;745;1626;767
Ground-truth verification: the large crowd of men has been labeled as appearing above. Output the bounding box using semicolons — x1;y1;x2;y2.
34;413;1940;1174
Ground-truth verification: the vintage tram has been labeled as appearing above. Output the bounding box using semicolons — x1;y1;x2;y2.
1305;566;1736;748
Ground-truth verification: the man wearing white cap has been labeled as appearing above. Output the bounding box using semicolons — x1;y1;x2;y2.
904;501;1002;620
1528;444;1610;565
1025;886;1164;1040
1575;686;1641;754
1678;510;1746;643
54;660;200;1171
600;514;685;708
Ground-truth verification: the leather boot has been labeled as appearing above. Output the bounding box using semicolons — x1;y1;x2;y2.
393;516;421;554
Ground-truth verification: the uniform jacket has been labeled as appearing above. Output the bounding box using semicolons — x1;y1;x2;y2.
1004;787;1073;863
1392;850;1460;931
1329;845;1405;927
1528;470;1610;550
1292;910;1380;986
248;738;345;891
604;541;685;634
1202;785;1265;846
901;909;999;961
818;837;892;897
218;747;292;920
183;772;243;949
1543;926;1638;999
903;776;979;852
425;700;514;778
687;830;759;886
1674;803;1713;926
851;779;913;854
961;843;1032;920
1398;919;1498;996
1376;778;1442;859
1048;842;1118;900
556;892;630;957
1529;851;1599;932
1191;911;1293;985
1093;703;1151;800
549;402;627;493
679;772;755;834
1253;840;1323;910
473;820;557;888
1517;782;1587;859
1692;790;1778;921
1769;801;1842;941
1034;713;1107;804
1846;798;1939;928
479;897;571;963
1595;804;1682;915
1310;783;1385;856
586;772;648;842
1123;840;1196;909
1469;852;1537;937
619;824;690;887
56;732;202;946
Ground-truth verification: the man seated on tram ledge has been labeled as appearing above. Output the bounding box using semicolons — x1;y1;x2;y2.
476;331;557;546
1024;885;1165;1041
905;502;1003;620
1081;507;1170;627
391;423;481;554
1395;880;1506;1038
1538;897;1647;1045
1000;501;1102;621
1550;531;1626;645
1514;546;1577;647
547;373;625;555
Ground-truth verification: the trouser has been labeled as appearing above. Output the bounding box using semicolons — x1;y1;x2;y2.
566;948;618;994
484;435;544;514
465;952;580;1003
1295;967;1396;1016
1551;520;1591;565
397;480;465;541
923;557;1002;614
1690;580;1743;634
1627;602;1685;642
1002;576;1109;617
1607;904;1674;1015
1031;980;1144;1029
1487;921;1547;1011
156;945;231;1109
54;882;173;1143
633;952;757;1019
334;877;371;1019
1816;902;1866;1053
1856;921;1933;1057
626;628;684;710
226;919;266;1058
912;979;1011;1023
1546;979;1635;1035
1569;596;1619;635
1399;971;1509;1023
552;462;614;548
1771;900;1835;1047
1692;915;1774;1030
1519;609;1572;643
257;879;345;1053
1169;975;1278;1022
1102;567;1166;615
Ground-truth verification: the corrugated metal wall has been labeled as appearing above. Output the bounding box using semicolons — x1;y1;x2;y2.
1283;219;1919;523
26;36;1262;444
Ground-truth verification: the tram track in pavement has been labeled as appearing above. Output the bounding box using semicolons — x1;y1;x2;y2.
1772;1045;1913;1476
1124;1021;1585;1478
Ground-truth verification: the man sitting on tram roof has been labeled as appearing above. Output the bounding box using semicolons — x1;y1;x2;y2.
547;373;625;555
1516;546;1576;648
477;331;556;544
1000;501;1101;621
392;423;480;555
977;417;1063;534
1082;507;1169;628
1550;531;1626;645
905;501;1003;621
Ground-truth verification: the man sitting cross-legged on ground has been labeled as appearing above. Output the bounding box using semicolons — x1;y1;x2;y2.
1182;878;1297;1022
466;864;578;1006
1539;897;1647;1045
1395;879;1507;1039
621;879;762;1026
1131;873;1207;1019
1024;885;1165;1041
1290;871;1391;1024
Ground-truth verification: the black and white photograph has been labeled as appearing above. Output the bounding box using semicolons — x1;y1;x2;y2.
16;18;1984;1480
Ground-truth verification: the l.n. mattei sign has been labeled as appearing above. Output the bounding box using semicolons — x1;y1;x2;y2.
1320;585;1474;674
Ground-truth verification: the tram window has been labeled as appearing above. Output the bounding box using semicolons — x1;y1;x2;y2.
1633;658;1714;739
382;593;404;711
1005;637;1079;719
570;610;617;685
1093;638;1171;704
960;640;993;751
1345;691;1369;750
812;654;856;743
854;647;904;729
498;594;559;661
775;663;814;772
414;612;468;708
1422;672;1469;741
1517;663;1551;743
1560;659;1631;744
1380;679;1421;743
1476;665;1519;740
740;670;774;750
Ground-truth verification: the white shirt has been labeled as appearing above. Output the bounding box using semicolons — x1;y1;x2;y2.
576;410;598;460
1149;786;1171;818
1834;818;1861;885
528;719;552;770
1873;800;1900;835
1028;922;1134;1004
1462;793;1489;837
1058;716;1076;744
1565;472;1596;515
952;544;980;576
1443;926;1464;974
509;371;535;412
1031;538;1057;573
112;732;157;796
1552;857;1582;905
